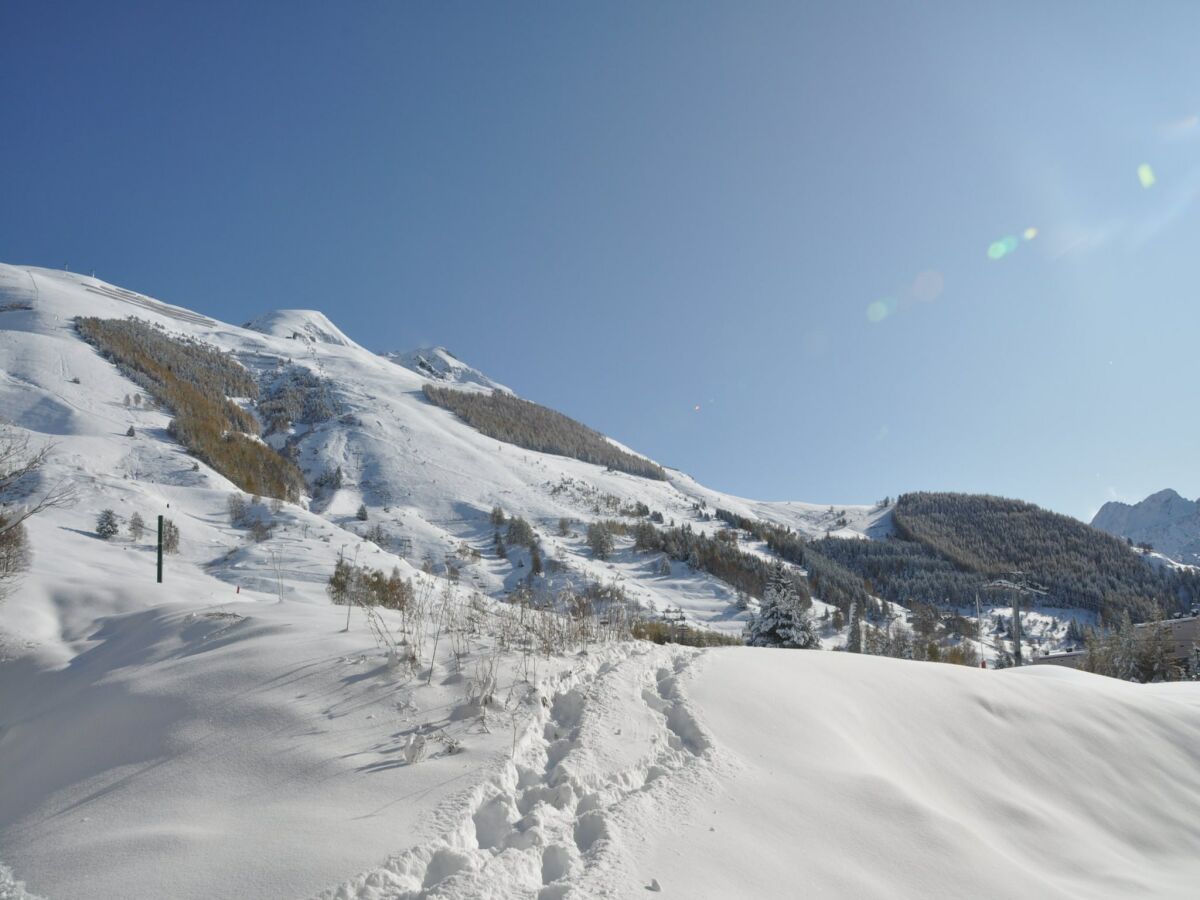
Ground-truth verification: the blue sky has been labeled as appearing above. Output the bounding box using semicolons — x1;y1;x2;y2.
3;2;1199;520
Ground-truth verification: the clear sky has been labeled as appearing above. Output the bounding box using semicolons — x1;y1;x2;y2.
3;2;1198;521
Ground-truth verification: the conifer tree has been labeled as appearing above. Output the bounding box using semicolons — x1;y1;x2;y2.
587;522;614;560
846;602;863;653
745;562;820;649
96;509;119;539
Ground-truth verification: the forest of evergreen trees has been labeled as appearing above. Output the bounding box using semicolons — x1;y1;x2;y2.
422;385;667;480
807;533;989;607
259;365;340;434
718;494;1200;623
76;317;306;501
892;492;1200;620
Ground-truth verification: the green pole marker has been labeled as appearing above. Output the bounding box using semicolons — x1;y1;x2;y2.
157;514;164;583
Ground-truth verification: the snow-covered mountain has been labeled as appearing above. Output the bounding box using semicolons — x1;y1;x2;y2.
2;262;1199;900
1091;488;1200;565
383;345;511;394
0;263;888;635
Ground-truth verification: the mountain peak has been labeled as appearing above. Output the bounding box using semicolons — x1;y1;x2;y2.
1092;488;1200;563
1144;488;1188;504
245;309;356;347
382;345;510;393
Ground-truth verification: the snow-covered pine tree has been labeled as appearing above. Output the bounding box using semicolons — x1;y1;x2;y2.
745;561;819;649
846;601;863;653
96;509;119;539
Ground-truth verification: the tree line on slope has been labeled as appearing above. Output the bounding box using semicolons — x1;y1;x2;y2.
717;496;1200;623
892;492;1200;621
76;317;306;501
713;508;875;616
623;518;812;603
422;384;667;480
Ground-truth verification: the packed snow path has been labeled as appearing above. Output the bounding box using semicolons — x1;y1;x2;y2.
316;643;721;899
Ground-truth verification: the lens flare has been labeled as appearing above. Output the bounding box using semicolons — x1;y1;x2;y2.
988;235;1019;260
866;300;889;323
913;269;944;303
1023;227;1038;241
1138;164;1156;188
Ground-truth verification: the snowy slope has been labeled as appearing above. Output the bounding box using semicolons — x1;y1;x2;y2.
0;262;886;637
3;262;1198;899
1092;488;1200;565
383;346;511;394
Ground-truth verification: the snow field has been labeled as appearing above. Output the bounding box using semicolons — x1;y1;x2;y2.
636;648;1200;899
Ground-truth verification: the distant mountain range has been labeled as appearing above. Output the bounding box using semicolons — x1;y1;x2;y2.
1091;489;1200;565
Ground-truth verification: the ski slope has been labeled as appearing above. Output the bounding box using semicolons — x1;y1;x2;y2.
2;262;1198;899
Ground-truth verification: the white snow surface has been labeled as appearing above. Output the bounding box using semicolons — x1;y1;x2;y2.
246;309;357;347
2;263;1199;898
635;649;1200;899
382;346;511;394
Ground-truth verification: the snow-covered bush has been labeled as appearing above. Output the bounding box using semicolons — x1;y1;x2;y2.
161;518;180;553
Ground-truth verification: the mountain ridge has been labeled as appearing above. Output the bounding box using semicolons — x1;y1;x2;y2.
1092;488;1200;564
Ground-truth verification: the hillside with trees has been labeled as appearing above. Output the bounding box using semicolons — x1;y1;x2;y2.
892;492;1200;619
719;494;1200;623
76;317;305;500
422;384;667;480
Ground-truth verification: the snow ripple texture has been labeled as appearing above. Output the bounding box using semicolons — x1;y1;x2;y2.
314;644;721;899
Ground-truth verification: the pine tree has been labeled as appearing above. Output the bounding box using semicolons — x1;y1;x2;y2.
745;562;820;649
356;503;368;521
846;602;863;653
530;543;543;576
128;512;145;541
96;509;120;539
587;522;614;560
